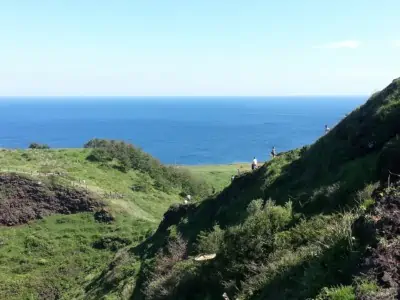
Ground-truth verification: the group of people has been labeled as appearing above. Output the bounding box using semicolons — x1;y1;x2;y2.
233;124;331;184
251;125;330;171
251;146;277;171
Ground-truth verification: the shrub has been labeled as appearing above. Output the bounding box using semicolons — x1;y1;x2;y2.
316;285;356;300
92;236;131;251
355;278;379;297
197;224;224;254
87;148;113;163
218;200;293;271
28;143;50;149
84;139;210;197
144;235;189;299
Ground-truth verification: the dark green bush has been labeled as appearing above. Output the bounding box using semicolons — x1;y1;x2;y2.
92;236;131;251
28;143;50;149
87;148;113;163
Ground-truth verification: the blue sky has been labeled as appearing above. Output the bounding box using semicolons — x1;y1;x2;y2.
0;1;399;96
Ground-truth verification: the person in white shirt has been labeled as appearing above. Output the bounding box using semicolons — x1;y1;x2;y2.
325;125;330;134
252;157;258;170
271;147;277;158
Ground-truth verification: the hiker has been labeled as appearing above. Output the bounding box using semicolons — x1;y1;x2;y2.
271;146;277;158
237;168;241;176
231;175;235;182
251;157;258;170
325;124;330;134
222;292;230;300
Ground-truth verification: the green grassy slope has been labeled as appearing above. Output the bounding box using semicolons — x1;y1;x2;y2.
185;162;255;192
118;77;400;300
0;147;222;300
1;77;399;300
0;149;181;220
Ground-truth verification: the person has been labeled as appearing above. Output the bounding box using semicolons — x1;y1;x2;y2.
271;147;277;158
325;124;330;134
251;157;258;170
231;175;235;182
186;194;191;201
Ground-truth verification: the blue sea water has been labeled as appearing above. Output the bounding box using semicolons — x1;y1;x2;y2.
0;97;366;165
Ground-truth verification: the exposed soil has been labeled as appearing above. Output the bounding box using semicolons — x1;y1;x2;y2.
356;182;400;299
0;173;104;226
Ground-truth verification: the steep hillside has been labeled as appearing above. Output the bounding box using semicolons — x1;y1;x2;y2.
94;78;400;300
0;143;212;299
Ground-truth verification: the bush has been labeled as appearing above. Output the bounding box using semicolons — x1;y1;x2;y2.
197;224;224;254
144;235;189;299
92;236;131;251
87;148;113;163
84;139;210;197
28;143;50;149
217;200;293;272
316;285;356;300
355;278;379;297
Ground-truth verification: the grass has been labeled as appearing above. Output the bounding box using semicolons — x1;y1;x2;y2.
184;162;257;192
128;78;400;300
0;148;180;221
0;148;237;299
0;213;153;299
1;78;399;300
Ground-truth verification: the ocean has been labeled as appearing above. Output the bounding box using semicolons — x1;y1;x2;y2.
0;97;366;165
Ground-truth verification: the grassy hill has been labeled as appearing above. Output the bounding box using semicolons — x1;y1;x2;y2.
90;77;400;300
0;145;223;299
1;77;399;300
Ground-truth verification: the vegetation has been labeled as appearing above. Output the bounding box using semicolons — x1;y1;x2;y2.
28;142;50;149
0;213;152;299
84;139;210;198
1;77;399;299
97;77;400;300
186;163;254;192
0;143;213;299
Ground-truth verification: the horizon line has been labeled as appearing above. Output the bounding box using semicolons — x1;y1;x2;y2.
0;93;369;98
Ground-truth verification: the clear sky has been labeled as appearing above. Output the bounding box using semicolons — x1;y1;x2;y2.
0;1;399;96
